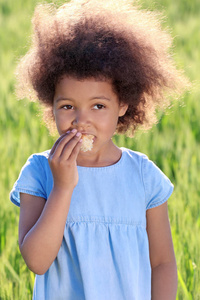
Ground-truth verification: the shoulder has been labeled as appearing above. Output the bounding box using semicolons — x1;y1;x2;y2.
121;147;174;209
10;150;52;207
121;147;148;158
121;147;163;173
121;147;149;167
28;150;50;163
120;147;150;181
24;150;51;172
22;150;52;183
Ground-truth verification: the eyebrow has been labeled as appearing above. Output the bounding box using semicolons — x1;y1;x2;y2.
55;96;111;102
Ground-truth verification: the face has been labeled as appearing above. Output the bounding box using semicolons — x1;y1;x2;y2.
53;76;128;159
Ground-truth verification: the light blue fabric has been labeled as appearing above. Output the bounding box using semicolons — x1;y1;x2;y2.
10;147;174;300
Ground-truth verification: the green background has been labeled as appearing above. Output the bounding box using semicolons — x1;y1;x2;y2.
0;0;199;299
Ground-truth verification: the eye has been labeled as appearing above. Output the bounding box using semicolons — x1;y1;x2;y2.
62;105;74;110
93;104;105;110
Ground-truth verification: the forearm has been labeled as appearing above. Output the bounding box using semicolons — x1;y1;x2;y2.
20;187;73;274
151;260;177;300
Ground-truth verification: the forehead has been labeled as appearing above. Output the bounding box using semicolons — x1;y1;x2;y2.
54;76;118;101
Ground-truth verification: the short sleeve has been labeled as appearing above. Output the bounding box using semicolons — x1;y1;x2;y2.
142;155;174;210
10;154;47;207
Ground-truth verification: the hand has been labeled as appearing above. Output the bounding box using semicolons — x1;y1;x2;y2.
48;129;82;191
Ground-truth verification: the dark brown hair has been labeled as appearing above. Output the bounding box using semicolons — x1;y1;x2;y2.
15;0;188;136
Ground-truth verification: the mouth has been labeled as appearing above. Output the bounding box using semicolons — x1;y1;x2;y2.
80;134;95;152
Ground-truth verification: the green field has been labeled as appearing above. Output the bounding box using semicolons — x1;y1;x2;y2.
0;0;200;299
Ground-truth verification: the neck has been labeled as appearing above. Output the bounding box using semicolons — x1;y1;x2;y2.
77;141;122;167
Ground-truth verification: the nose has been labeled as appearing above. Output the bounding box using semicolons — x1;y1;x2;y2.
72;109;90;130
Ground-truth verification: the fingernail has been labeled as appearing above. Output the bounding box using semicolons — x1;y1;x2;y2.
76;132;81;137
66;130;70;134
72;129;77;133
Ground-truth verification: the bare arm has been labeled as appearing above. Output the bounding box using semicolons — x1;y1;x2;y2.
146;201;177;300
19;130;82;275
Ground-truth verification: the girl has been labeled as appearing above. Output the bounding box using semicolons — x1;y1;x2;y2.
10;1;188;299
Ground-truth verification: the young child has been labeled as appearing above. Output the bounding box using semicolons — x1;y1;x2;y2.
10;1;188;299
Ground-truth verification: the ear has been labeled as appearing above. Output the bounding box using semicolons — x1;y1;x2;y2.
118;103;129;117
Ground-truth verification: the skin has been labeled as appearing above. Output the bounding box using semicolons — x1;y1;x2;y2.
147;203;177;299
19;76;177;299
53;76;128;167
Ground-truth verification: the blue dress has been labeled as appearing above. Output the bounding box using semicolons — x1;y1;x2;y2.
10;147;173;300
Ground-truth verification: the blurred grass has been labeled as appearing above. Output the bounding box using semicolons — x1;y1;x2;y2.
0;0;200;299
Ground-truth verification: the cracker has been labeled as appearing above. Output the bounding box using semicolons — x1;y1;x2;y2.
80;135;94;152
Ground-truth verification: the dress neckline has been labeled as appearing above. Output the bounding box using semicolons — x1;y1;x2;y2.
77;147;126;170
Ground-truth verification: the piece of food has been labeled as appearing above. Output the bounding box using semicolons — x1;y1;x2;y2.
80;135;94;152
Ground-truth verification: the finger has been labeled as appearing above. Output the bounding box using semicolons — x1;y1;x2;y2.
68;136;82;162
60;132;82;160
50;130;77;158
49;131;70;156
69;138;82;161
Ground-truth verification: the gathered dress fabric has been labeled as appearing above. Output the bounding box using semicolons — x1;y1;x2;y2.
10;147;174;300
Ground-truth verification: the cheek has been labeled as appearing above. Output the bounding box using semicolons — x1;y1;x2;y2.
54;112;71;134
96;113;119;134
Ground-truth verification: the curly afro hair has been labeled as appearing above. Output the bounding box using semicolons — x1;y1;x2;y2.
15;0;188;136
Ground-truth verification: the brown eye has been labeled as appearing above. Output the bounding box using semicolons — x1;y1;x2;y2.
62;105;74;110
93;104;105;110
